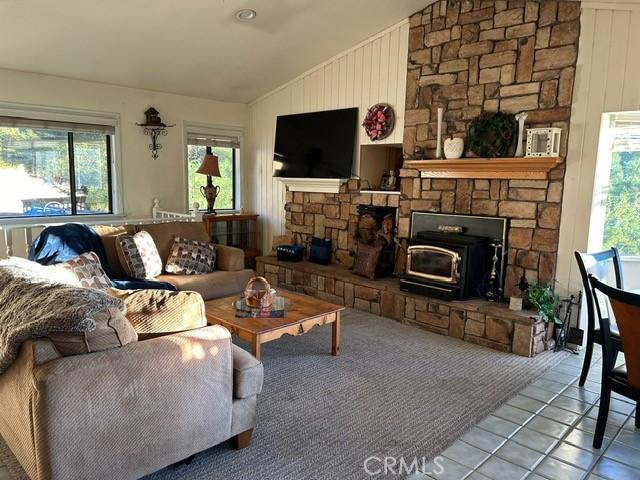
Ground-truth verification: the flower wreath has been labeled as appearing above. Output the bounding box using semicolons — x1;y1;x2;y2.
362;103;395;141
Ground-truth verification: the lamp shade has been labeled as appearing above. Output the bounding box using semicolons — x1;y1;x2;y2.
196;153;221;177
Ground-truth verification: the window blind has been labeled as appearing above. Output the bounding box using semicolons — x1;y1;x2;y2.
610;127;640;152
0;116;115;135
187;132;240;149
609;113;640;152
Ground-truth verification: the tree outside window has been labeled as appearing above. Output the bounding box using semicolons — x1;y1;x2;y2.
591;112;640;290
602;150;640;255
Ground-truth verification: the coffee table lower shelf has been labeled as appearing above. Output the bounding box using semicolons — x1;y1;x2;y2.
204;290;344;361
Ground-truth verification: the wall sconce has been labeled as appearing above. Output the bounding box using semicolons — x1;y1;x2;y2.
137;107;174;159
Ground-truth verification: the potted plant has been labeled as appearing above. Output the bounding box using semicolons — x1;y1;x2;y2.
526;282;562;347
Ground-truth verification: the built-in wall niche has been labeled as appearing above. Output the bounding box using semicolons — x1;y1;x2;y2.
358;144;403;193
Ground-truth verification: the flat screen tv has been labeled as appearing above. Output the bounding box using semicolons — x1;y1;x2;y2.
273;107;358;179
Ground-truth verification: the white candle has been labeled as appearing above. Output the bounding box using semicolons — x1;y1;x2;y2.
435;107;444;159
515;112;528;157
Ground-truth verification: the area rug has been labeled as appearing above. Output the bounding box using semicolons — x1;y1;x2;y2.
0;309;566;480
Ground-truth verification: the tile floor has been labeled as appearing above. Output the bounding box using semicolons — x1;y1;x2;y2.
410;346;639;480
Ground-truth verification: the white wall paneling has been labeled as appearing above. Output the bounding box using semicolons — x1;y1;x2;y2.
247;20;410;253
556;2;640;297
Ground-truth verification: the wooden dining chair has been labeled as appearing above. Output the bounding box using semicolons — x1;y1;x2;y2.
588;275;640;449
574;248;624;386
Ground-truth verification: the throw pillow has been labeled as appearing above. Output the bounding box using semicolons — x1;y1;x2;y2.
116;230;163;279
352;242;383;280
165;236;216;275
56;251;112;290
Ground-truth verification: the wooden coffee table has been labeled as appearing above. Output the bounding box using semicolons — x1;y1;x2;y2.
204;290;344;360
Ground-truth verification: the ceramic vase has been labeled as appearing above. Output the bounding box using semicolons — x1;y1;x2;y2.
444;137;464;159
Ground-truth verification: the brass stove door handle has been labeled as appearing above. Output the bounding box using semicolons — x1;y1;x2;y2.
452;253;461;283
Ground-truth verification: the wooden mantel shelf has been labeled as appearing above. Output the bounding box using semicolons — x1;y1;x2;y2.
403;157;562;180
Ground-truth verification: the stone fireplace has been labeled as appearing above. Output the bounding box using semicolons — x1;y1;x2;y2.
396;176;563;297
279;182;550;356
401;0;580;296
285;0;579;298
273;0;580;357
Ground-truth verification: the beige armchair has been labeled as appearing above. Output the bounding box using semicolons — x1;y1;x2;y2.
0;300;263;480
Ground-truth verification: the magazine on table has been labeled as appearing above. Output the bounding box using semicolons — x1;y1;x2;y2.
234;296;287;318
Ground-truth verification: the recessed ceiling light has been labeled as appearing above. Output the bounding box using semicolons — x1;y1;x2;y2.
235;9;257;21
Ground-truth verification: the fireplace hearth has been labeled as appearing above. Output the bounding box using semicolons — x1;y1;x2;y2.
400;212;508;301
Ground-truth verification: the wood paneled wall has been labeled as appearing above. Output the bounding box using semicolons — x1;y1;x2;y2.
246;21;410;253
557;1;640;295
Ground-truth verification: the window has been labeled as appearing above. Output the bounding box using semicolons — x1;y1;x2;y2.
186;131;239;211
592;112;640;255
0;117;114;218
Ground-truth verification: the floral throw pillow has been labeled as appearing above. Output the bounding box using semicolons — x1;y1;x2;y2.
165;236;216;275
116;230;163;279
56;251;113;290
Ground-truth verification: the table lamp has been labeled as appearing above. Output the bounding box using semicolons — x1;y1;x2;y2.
196;148;221;214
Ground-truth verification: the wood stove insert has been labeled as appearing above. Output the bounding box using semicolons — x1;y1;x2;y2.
400;212;508;301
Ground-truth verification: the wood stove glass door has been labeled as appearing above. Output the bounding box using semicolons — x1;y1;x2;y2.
406;245;460;284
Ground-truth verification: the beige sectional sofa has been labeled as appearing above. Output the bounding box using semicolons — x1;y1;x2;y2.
0;220;264;479
94;221;255;300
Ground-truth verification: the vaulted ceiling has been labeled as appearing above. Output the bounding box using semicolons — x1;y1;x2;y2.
0;0;428;103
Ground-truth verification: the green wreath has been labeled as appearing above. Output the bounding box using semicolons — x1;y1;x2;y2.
466;112;517;158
